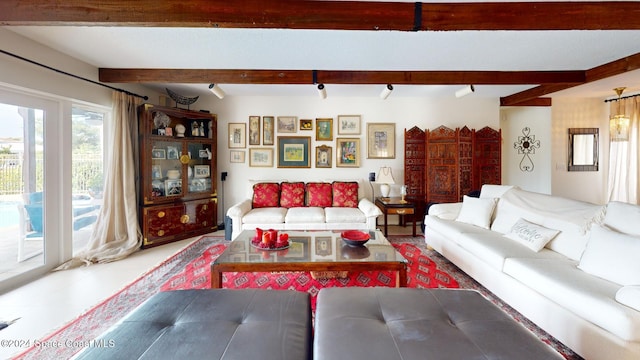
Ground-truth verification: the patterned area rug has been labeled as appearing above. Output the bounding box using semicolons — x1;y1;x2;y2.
13;235;582;360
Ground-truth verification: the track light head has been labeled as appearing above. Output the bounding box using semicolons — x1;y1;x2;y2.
455;85;475;98
208;83;226;99
380;84;394;100
317;83;327;99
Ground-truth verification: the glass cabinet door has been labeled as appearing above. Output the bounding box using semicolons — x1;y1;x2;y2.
186;142;213;195
150;140;184;199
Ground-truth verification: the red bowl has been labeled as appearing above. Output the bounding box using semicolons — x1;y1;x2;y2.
341;230;371;247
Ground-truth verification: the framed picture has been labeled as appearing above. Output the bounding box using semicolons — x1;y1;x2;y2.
316;118;333;141
337;115;361;135
278;136;311;168
315;145;332;168
336;138;360;167
315;236;333;256
230;150;246;163
277;116;297;133
193;165;210;178
228;123;246;148
151;165;162;179
300;119;312;130
263;116;275;145
164;179;182;196
249;148;274;167
166;146;179;160
367;123;396;159
151;148;166;159
249;115;261;145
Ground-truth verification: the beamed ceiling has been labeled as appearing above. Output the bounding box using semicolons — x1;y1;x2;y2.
2;0;640;104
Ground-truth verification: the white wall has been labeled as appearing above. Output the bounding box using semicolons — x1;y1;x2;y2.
201;96;500;222
500;106;552;194
551;98;608;204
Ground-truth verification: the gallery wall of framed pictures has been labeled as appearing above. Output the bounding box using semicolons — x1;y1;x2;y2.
227;114;395;169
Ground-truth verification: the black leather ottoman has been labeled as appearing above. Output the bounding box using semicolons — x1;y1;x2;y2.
75;289;312;360
314;287;562;360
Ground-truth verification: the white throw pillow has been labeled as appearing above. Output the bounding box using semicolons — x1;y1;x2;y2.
616;286;640;312
455;195;497;229
578;224;640;286
503;218;560;252
604;201;640;237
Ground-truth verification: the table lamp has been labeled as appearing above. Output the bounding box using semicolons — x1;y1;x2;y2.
376;166;395;198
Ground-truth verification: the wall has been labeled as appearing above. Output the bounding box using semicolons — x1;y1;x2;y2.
199;96;500;222
551;98;609;204
500;107;552;194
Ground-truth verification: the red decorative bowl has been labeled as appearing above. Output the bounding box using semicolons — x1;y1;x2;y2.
341;230;371;247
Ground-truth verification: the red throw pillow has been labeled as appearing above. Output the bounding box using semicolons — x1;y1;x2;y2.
252;182;280;208
306;182;332;207
332;181;359;207
280;182;305;208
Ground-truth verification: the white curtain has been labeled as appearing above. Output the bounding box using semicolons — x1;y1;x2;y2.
57;92;142;269
607;96;640;204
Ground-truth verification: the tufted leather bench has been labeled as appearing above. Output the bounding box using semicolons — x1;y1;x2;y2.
314;287;563;360
74;289;312;360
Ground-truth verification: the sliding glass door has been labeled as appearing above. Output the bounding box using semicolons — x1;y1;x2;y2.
0;89;63;290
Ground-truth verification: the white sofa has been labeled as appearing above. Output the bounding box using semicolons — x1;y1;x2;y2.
227;179;382;240
424;185;640;360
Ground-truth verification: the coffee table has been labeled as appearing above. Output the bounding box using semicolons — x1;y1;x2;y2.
211;229;407;288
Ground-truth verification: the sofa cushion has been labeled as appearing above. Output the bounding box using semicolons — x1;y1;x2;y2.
616;286;640;312
242;207;287;224
424;217;489;245
285;207;325;223
491;188;603;261
504;257;640;342
604;201;640;236
306;182;332;207
479;184;517;199
578;224;640;286
252;182;281;208
503;218;560;252
280;182;306;208
456;232;566;271
455;195;497;229
325;207;366;224
332;181;358;207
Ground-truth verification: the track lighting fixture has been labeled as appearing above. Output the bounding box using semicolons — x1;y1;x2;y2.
380;84;394;100
317;84;327;99
208;83;226;99
455;85;475;98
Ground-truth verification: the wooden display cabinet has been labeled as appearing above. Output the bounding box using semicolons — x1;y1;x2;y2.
138;104;218;248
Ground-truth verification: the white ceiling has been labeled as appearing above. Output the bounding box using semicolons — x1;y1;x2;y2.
7;26;640;100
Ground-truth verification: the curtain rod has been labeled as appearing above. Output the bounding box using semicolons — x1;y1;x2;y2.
0;49;148;100
604;92;640;103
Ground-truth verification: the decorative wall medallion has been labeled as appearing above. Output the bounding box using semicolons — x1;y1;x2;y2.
513;127;541;172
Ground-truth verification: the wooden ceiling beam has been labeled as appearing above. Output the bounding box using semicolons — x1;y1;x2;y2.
99;68;585;85
501;52;640;106
1;1;640;30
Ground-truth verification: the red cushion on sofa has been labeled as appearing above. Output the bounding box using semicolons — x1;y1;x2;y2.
252;182;280;208
280;182;306;208
306;182;332;207
332;181;359;207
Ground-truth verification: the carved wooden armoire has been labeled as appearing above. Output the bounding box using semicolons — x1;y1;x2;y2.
404;125;501;206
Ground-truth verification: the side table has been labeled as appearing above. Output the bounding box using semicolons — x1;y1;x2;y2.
375;197;416;237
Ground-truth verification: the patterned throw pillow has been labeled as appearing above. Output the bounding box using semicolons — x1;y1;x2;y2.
332;181;359;207
306;182;332;207
280;182;305;208
252;182;280;208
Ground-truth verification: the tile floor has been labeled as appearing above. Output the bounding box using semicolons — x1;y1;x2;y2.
0;224;421;359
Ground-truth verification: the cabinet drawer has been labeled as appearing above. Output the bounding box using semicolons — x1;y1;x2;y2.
386;207;414;215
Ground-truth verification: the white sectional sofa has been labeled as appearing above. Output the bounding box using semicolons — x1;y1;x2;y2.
424;185;640;360
227;179;382;240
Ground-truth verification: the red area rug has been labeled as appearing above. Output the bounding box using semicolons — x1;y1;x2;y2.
160;242;459;310
13;235;582;360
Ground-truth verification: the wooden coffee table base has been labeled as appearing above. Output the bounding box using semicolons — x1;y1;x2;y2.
211;261;407;289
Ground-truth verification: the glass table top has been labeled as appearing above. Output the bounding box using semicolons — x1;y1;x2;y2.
214;229;407;265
